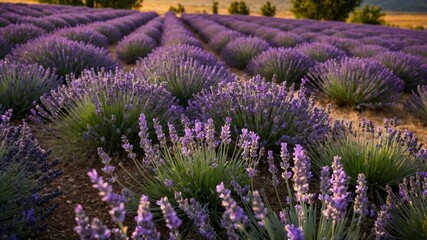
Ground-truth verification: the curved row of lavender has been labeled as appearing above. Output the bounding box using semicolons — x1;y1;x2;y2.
183;13;427;109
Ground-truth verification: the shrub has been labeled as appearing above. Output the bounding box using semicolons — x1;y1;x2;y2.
209;30;243;53
8;36;117;79
147;44;221;67
246;48;314;86
404;85;427;124
0;111;62;238
386;173;427;239
0;60;60;119
349;5;385;25
269;32;305;48
221;37;270;69
169;3;186;13
0;17;10;27
0;24;45;47
260;1;276;16
30;69;182;163
402;45;427;64
97;116;255;237
228;1;250;15
116;34;157;64
304;57;404;108
307;118;424;194
0;36;11;59
90;23;122;44
136;56;234;106
295;42;346;62
291;0;363;21
213;1;219;14
188;76;330;148
55;27;109;49
373;51;427;92
349;44;389;58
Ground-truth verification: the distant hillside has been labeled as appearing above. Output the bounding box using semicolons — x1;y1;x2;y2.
364;0;427;13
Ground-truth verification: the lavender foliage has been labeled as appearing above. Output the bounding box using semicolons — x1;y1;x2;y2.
305;57;404;108
0;60;60;119
404;85;427;124
269;32;305;48
55;27;109;49
31;69;182;162
0;111;62;238
295;42;346;63
8;36;117;79
247;48;314;86
0;24;45;47
188;75;330;148
116;34;157;64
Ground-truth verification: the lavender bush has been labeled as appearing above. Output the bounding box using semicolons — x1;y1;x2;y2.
8;36;117;79
0;24;45;47
295;42;346;63
116;34;157;64
305;57;404;108
269;32;305;48
146;44;221;67
349;44;389;58
188;76;330;148
373;51;427;91
136;57;234;105
402;45;427;64
386;172;427;239
55;27;109;49
221;37;270;69
0;60;60;119
307;118;424;194
208;30;243;53
247;48;314;86
0;36;11;59
0;110;62;239
97;116;255;237
31;69;182;162
89;23;122;44
404;85;427;124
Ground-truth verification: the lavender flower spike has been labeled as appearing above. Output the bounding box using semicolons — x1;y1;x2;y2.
323;156;349;221
292;144;312;203
132;194;160;240
354;173;368;216
157;197;182;240
285;224;304;240
373;205;389;239
74;204;93;240
252;190;267;226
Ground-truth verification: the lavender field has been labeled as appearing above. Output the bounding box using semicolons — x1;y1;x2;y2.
1;2;427;239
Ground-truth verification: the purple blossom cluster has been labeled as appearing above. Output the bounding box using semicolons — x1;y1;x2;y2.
188;75;330;147
221;36;270;69
7;36;117;79
31;69;182;161
0;110;62;239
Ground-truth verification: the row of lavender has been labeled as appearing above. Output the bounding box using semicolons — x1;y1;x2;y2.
183;13;427;114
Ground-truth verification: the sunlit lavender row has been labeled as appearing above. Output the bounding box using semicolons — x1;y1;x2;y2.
1;2;427;240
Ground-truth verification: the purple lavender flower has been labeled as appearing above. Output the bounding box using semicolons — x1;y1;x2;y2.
116;34;157;64
0;23;45;47
55;27;109;49
157;197;182;240
8;36;117;78
252;191;267;226
91;218;111;240
373;205;389;239
292;144;312;203
319;166;331;201
88;23;122;44
188;75;330;148
373;51;427;91
221;36;270;69
404;85;427;124
209;30;244;53
295;42;346;63
247;48;314;85
220;117;232;145
323;156;349;221
270;32;305;48
74;205;93;240
305;57;404;108
285;224;304;240
354;173;368;216
132;194;160;240
349;44;389;58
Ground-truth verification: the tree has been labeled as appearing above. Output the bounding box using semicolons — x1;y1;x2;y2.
349;5;385;25
38;0;142;9
228;1;250;15
291;0;363;21
213;1;219;14
169;3;185;13
260;1;276;17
